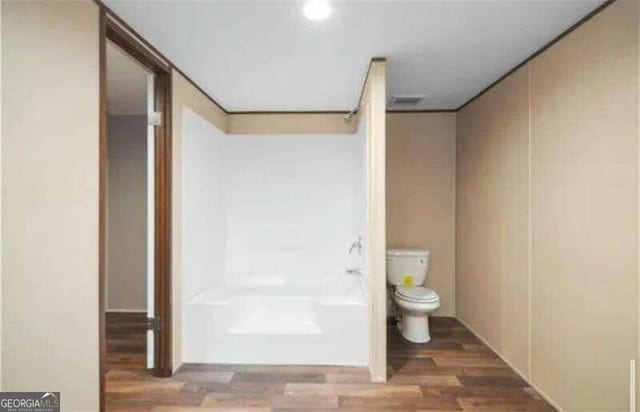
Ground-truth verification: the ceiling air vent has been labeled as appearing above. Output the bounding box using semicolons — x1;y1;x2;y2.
389;94;425;107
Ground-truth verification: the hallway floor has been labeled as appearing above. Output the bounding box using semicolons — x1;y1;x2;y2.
105;314;555;411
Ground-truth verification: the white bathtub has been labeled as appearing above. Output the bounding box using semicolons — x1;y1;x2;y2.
183;274;368;365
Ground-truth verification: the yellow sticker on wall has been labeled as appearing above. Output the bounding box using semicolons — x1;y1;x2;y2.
403;274;414;287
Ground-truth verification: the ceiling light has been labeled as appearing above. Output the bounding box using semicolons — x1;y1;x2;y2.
303;0;331;21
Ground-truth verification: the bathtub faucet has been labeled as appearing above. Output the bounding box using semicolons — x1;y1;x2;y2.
349;237;362;255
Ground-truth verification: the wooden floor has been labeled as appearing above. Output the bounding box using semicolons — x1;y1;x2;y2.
106;313;555;411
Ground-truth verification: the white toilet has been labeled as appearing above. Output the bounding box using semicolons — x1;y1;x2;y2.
387;249;440;343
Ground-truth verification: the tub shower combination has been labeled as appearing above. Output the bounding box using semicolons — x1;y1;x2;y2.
182;108;368;366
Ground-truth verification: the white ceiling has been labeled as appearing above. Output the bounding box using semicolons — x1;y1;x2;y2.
104;0;604;112
106;41;149;115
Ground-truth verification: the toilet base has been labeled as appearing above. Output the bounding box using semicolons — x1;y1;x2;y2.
398;313;431;343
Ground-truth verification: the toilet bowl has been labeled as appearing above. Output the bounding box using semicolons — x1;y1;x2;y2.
392;286;440;343
387;249;440;343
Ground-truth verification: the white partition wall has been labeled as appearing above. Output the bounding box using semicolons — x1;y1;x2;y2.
181;107;368;365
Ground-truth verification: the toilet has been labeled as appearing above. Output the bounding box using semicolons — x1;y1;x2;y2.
387;249;440;343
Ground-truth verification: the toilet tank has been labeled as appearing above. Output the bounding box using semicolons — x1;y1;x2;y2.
386;249;430;287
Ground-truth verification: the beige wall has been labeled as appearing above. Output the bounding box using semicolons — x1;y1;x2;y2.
457;1;639;411
387;112;456;317
107;115;147;312
2;1;100;410
363;60;387;383
530;1;638;409
457;66;530;375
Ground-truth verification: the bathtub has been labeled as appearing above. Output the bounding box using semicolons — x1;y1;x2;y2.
183;274;368;365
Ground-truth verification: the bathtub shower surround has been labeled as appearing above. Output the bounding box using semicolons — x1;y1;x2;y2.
182;108;227;300
182;108;368;365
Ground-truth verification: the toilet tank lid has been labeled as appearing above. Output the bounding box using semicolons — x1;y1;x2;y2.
387;248;430;257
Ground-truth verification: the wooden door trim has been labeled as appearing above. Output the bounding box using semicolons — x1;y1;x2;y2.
152;70;173;378
105;14;170;73
99;7;174;411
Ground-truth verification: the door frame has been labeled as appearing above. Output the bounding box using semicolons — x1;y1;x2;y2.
99;7;174;410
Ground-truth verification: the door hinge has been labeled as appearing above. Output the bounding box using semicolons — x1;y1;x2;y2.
147;316;162;331
148;111;162;127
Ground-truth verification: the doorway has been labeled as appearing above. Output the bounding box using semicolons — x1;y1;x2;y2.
99;10;173;410
105;37;155;368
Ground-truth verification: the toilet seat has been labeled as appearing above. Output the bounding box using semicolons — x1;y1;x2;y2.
395;286;439;303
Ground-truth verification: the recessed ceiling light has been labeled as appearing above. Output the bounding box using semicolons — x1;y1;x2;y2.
303;0;331;21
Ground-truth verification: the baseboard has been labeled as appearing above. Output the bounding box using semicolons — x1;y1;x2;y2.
456;316;564;412
106;308;147;314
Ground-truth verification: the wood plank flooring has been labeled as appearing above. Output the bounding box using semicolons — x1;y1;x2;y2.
106;314;555;411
